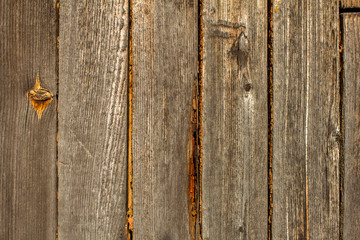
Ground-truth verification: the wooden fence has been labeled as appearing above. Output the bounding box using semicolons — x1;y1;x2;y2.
1;0;360;239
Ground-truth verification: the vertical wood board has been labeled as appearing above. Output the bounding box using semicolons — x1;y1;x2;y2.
131;1;198;239
343;13;360;239
59;1;129;239
341;0;360;8
201;0;268;239
0;1;57;239
272;0;340;239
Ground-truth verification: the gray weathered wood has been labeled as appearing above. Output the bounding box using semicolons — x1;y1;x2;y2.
341;0;360;8
58;1;129;239
201;1;268;239
0;1;57;239
343;13;360;240
272;0;340;239
131;1;198;239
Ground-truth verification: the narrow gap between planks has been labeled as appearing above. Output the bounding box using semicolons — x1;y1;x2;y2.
338;8;345;240
195;0;204;239
267;0;274;239
55;0;60;239
126;0;134;239
187;0;204;239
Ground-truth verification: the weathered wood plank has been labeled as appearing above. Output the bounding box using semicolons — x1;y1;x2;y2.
341;0;360;8
131;1;198;239
272;0;340;239
58;1;129;239
343;13;360;239
201;1;268;239
0;1;57;239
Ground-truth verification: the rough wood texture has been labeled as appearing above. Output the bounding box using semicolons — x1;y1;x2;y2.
343;13;360;240
272;0;340;239
201;1;268;239
58;1;129;239
131;1;198;239
0;1;57;239
341;0;360;8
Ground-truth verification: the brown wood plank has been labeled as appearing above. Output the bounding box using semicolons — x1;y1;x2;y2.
58;1;129;239
341;0;360;8
201;1;268;239
0;1;57;239
131;1;198;239
343;13;360;239
272;0;340;239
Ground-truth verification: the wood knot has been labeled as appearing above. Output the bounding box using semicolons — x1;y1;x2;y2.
230;31;250;68
244;83;252;92
26;74;54;119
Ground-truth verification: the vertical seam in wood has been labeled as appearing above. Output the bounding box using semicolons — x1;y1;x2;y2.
188;2;204;231
197;0;204;239
56;1;60;239
126;0;134;239
267;0;274;239
304;1;310;238
188;77;198;240
188;0;204;238
339;11;344;240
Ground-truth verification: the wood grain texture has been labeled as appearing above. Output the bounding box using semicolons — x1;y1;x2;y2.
343;13;360;240
341;0;360;8
131;1;198;239
201;1;268;239
272;0;340;239
0;1;57;239
58;1;129;239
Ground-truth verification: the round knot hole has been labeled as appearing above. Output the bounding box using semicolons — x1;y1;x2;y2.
244;83;252;92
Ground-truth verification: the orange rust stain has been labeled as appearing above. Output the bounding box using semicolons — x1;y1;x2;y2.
27;74;54;119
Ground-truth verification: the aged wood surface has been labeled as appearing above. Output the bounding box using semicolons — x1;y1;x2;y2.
0;1;57;239
201;1;268;239
341;0;360;8
131;1;198;239
272;0;340;239
58;1;129;239
343;13;360;239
